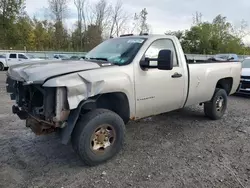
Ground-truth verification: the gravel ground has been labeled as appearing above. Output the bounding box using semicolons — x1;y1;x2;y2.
0;71;250;188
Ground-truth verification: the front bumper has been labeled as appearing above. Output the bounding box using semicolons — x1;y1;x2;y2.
6;75;70;135
12;105;56;135
236;76;250;95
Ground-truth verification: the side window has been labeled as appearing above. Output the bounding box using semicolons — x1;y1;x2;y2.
18;54;28;59
144;39;178;67
9;54;17;59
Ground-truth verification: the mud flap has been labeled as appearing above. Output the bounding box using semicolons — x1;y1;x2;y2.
59;109;79;145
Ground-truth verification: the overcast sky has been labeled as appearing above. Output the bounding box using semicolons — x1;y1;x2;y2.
25;0;250;42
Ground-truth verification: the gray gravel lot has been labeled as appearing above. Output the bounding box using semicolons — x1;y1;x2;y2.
0;71;250;188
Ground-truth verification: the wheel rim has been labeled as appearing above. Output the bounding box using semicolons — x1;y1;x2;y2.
216;96;225;112
0;64;3;71
90;124;116;154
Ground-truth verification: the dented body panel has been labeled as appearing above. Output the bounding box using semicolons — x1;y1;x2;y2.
7;60;100;83
42;65;135;116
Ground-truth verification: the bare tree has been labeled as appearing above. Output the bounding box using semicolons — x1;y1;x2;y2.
129;8;149;34
130;13;140;33
192;11;202;25
48;0;67;22
48;0;68;49
84;1;95;26
139;8;149;34
94;0;112;35
233;19;250;39
109;0;129;37
74;0;86;49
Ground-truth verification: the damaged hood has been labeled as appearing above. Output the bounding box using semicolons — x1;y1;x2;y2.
7;60;101;83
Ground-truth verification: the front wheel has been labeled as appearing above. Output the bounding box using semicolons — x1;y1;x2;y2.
204;88;228;120
71;109;125;166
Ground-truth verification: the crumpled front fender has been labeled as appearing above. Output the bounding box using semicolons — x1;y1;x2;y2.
43;73;104;109
42;69;134;111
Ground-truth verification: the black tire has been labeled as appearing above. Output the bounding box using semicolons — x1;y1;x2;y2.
71;109;125;166
0;62;4;71
204;88;228;120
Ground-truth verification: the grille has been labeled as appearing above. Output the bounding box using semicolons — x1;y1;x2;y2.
241;83;250;89
241;75;250;79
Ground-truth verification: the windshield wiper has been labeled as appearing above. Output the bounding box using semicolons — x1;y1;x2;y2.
89;57;108;61
86;57;121;66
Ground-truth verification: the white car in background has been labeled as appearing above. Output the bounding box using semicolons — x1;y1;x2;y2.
237;57;250;94
0;53;43;71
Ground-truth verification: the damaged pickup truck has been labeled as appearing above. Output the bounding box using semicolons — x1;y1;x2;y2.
6;34;241;166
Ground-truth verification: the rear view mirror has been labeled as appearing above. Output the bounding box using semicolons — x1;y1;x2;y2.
157;49;173;70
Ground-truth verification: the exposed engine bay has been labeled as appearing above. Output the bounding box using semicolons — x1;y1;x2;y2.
6;77;70;135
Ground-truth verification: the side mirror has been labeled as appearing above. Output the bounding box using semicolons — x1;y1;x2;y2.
157;49;173;70
139;57;150;68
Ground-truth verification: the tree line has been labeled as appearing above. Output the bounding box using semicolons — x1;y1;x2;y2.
0;0;149;51
166;12;250;55
1;1;250;54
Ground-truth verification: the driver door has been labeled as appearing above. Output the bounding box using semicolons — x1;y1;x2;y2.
134;38;186;118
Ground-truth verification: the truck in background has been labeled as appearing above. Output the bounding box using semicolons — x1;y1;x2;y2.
0;53;43;71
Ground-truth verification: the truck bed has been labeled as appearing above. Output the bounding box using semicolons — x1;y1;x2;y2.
184;62;241;107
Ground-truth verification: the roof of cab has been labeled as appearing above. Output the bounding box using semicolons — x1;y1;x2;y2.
113;34;177;40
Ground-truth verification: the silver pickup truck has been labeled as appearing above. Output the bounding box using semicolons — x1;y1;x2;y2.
6;34;241;166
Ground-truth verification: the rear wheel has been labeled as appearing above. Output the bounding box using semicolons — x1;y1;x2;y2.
204;88;228;120
71;109;125;166
0;63;4;71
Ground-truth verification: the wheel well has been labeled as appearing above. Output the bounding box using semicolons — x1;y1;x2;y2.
95;92;130;124
61;93;130;145
216;77;233;95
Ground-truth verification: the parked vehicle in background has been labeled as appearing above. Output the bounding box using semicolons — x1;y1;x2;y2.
53;54;70;60
54;54;85;60
208;53;239;62
6;34;241;166
236;57;250;95
0;53;43;71
187;53;240;63
69;55;85;60
0;54;6;70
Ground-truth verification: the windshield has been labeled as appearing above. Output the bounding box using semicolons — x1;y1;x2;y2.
242;59;250;68
85;37;146;65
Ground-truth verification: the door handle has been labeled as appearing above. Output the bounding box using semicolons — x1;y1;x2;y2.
171;72;182;78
